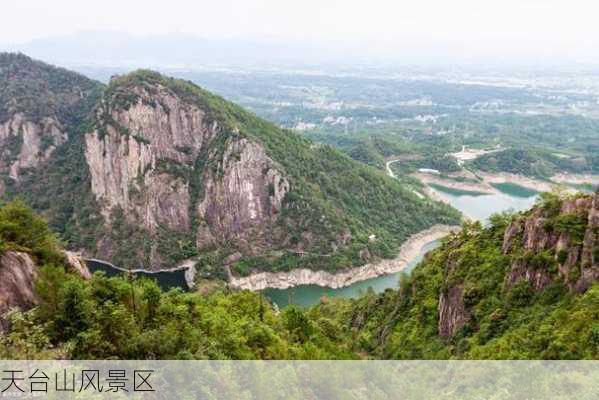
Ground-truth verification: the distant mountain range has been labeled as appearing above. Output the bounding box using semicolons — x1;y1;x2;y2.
1;32;365;69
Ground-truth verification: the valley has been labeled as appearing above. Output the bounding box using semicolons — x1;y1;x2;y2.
1;52;599;361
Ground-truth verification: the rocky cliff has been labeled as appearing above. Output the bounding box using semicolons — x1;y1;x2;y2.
77;70;459;271
332;191;599;359
436;191;599;339
0;250;90;329
84;72;291;267
0;53;101;193
502;192;598;293
1;56;460;275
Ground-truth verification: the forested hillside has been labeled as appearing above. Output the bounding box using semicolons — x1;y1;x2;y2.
0;54;460;276
2;191;598;359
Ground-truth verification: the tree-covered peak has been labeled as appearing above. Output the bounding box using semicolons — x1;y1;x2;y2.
0;52;102;124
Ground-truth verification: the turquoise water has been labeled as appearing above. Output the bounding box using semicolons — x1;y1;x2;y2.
86;260;188;292
263;240;441;308
264;181;539;308
84;181;539;307
433;182;538;222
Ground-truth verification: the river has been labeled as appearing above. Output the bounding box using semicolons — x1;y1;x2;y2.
264;181;539;308
263;240;441;307
85;179;539;308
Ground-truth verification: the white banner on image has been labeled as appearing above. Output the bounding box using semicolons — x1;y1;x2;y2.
0;361;597;399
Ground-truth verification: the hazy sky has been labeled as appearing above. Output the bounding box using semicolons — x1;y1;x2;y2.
3;0;599;65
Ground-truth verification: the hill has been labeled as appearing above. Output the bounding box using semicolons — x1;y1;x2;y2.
2;192;598;359
0;53;102;188
321;190;599;359
0;55;460;275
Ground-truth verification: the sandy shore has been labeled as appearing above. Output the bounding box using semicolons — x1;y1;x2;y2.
228;224;460;291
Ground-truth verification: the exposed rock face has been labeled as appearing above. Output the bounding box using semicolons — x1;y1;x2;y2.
0;252;38;324
64;251;92;280
196;139;289;252
0;250;91;328
505;259;553;291
438;285;470;338
0;113;66;183
85;80;289;267
501;193;599;292
85;84;216;229
436;192;599;339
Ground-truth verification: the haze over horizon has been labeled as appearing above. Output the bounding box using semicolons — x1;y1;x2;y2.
2;0;599;69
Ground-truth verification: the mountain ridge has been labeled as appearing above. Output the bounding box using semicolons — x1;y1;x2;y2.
0;54;460;276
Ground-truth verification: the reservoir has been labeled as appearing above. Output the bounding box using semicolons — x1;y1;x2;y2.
263;240;441;308
84;181;539;308
264;181;539;308
86;259;189;292
430;182;538;222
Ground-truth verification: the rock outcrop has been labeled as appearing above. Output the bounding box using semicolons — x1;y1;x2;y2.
196;139;289;252
502;193;598;292
0;53;101;192
0;250;91;328
85;73;289;267
0;114;67;183
436;192;599;339
438;285;470;338
0;251;38;323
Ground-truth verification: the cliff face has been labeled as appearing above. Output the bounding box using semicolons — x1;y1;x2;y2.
436;192;599;339
0;252;38;322
195;138;289;252
0;250;90;329
1;57;461;274
503;194;598;292
0;53;101;193
0;114;67;182
85;83;217;230
85;73;290;267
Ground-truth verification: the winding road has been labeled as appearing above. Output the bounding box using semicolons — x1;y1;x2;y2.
385;159;425;199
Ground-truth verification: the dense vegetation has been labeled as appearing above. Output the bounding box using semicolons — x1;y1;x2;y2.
0;53;101;124
2;195;598;359
0;54;105;253
0;201;352;359
324;192;599;359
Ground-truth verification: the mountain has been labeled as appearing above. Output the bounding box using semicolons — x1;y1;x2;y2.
1;192;598;359
0;53;460;274
3;31;358;69
333;190;599;359
0;53;101;188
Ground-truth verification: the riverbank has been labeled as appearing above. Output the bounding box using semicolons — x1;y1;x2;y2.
413;170;585;198
228;224;460;291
